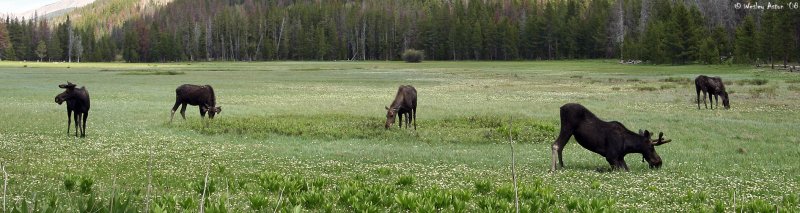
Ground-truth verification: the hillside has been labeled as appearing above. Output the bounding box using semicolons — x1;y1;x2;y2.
16;0;96;19
49;0;172;33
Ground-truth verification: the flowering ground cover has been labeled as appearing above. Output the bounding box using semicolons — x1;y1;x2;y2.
0;60;798;212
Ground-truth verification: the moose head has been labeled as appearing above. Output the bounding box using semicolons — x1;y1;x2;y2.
638;130;672;169
384;106;398;129
203;105;222;119
55;82;77;104
721;91;730;109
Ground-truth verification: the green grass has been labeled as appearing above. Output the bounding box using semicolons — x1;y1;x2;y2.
117;70;186;75
1;60;799;212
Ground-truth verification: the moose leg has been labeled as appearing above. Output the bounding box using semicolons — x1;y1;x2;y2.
170;101;182;123
703;92;708;109
617;156;630;171
66;110;72;135
405;113;411;129
180;104;188;120
81;112;88;138
604;156;622;171
199;106;207;118
713;94;719;109
412;108;417;130
73;112;81;137
398;113;403;128
551;128;572;172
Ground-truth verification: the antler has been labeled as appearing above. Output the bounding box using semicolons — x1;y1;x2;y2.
651;132;672;146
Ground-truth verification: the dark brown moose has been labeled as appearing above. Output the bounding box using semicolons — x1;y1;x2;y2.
695;75;730;109
170;84;221;123
385;85;417;130
550;103;672;172
55;82;90;138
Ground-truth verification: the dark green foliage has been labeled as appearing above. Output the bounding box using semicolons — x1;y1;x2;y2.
402;49;424;63
395;175;415;187
735;16;758;64
375;168;392;176
79;176;93;194
193;177;216;197
248;195;269;211
474;179;492;194
63;175;76;192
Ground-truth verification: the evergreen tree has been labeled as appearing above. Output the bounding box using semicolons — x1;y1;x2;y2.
47;33;63;61
698;37;719;64
734;15;757;64
0;21;11;61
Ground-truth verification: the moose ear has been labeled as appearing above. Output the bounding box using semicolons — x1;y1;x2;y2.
216;106;222;113
385;106;389;110
643;130;651;137
638;129;643;135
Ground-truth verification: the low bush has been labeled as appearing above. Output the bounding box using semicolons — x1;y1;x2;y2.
660;77;692;84
402;49;424;63
737;79;769;85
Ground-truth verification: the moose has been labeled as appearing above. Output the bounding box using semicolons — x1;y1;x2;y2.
385;85;417;130
550;103;672;172
170;84;221;123
695;75;730;109
55;82;91;138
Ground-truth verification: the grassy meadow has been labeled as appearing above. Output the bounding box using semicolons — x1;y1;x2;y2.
0;60;798;212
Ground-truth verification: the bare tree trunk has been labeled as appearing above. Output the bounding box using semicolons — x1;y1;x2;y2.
68;25;74;63
639;0;651;34
361;20;367;60
275;16;285;60
206;18;212;61
255;21;265;60
350;27;359;61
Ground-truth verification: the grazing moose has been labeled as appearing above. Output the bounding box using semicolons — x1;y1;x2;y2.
695;75;730;109
550;103;672;172
385;85;417;130
170;84;221;124
55;82;90;138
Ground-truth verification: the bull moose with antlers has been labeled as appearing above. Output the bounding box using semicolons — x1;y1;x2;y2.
170;84;221;124
551;103;672;171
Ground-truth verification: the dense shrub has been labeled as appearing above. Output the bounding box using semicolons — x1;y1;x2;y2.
402;49;424;63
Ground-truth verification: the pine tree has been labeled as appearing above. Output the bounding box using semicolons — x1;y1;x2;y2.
698;37;719;64
734;15;757;64
0;21;11;61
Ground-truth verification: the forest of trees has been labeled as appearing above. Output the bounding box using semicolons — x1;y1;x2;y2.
0;0;798;65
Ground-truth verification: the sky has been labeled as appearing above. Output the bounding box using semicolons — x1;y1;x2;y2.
0;0;59;15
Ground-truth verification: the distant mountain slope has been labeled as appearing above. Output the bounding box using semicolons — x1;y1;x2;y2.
17;0;96;19
50;0;172;34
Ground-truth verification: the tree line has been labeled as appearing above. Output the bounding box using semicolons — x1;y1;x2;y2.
0;0;798;65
